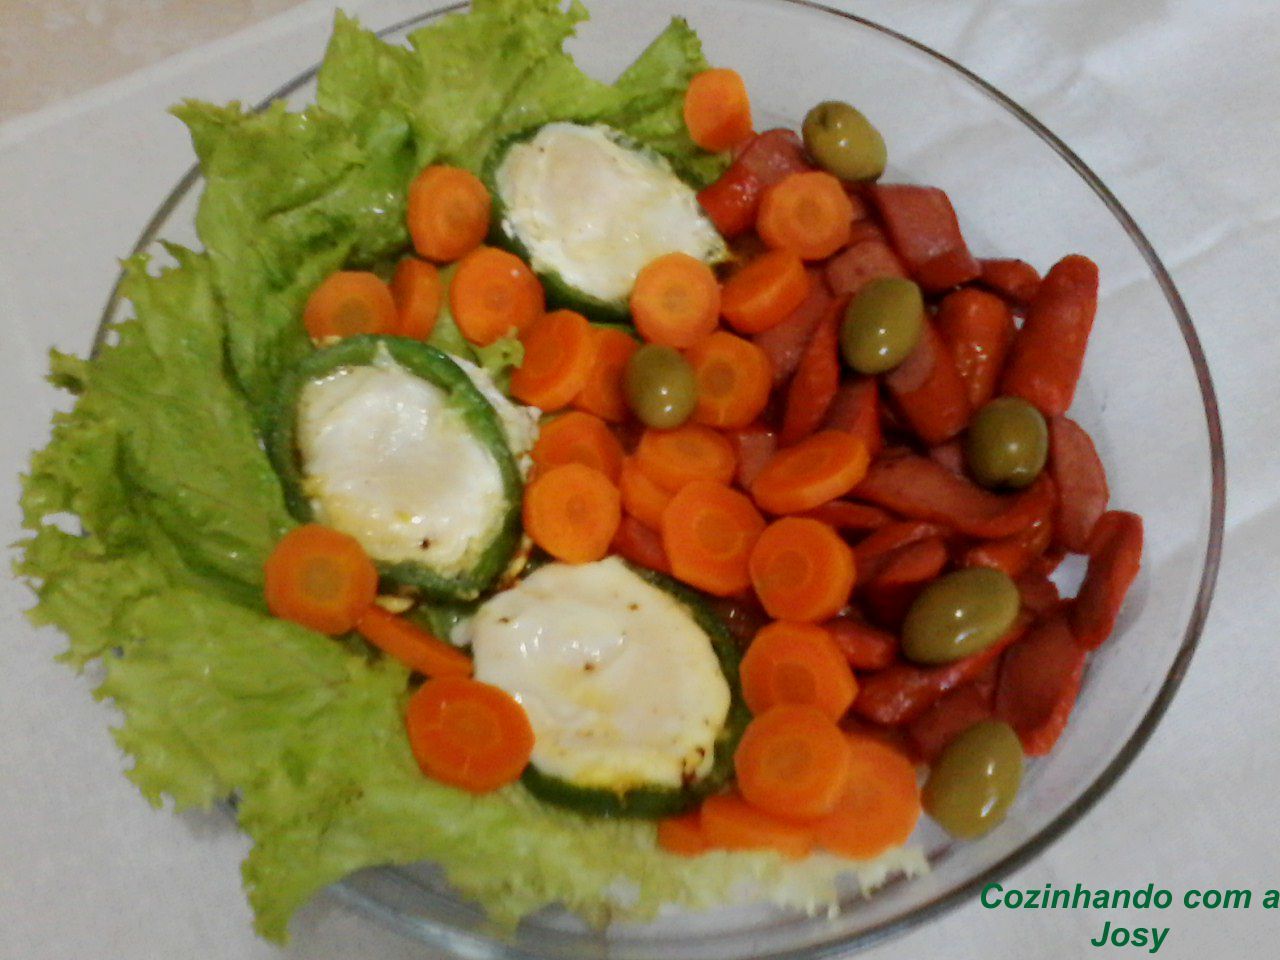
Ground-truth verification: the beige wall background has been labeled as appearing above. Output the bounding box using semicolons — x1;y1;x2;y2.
0;0;307;121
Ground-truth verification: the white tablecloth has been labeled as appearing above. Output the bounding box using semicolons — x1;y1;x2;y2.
1;1;1274;957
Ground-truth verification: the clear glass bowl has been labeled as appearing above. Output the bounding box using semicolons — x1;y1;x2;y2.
99;0;1225;955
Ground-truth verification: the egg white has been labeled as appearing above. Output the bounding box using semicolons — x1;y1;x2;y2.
295;350;530;574
494;122;726;304
462;557;732;792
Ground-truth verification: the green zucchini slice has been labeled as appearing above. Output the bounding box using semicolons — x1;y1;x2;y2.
483;122;728;323
462;557;750;818
267;335;525;601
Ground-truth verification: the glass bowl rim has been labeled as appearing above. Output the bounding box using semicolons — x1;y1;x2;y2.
93;1;1227;955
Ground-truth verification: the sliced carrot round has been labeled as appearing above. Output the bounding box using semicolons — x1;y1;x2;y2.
656;811;710;857
751;431;870;515
635;423;737;493
620;456;674;529
303;271;397;342
264;524;379;635
749;517;856;622
404;676;534;793
510;309;596;411
523;462;621;564
683;68;754;152
740;621;858;720
758;171;854;261
449;246;544;347
573;326;639;422
390;258;443;341
530;411;624;483
721;250;811;334
815;735;921;859
734;705;853;820
686;331;773;429
661;480;765;596
699;793;815;859
356;606;473;678
407;165;491;263
631;252;721;349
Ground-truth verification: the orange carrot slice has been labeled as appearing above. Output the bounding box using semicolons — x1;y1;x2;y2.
522;462;621;564
404;676;534;793
661;480;766;596
303;271;397;342
264;524;378;635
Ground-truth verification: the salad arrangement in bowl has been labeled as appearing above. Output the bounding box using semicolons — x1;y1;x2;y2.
17;0;1144;946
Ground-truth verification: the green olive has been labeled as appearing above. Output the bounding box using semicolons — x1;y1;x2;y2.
801;100;888;182
840;277;924;374
902;568;1020;665
624;344;697;428
965;398;1049;489
923;720;1023;839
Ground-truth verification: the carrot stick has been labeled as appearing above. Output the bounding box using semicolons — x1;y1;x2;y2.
826;617;898;670
780;300;842;445
822;379;884;459
390;258;443;341
264;524;378;635
531;411;624;483
1001;255;1100;417
883;318;971;445
407;165;491;263
573;326;638;422
404;676;534;793
814;734;921;859
610;514;672;575
995;615;1086;755
749;517;856;622
853;455;1050;539
683;68;754;152
729;423;778;490
303;271;398;342
700;793;814;859
697;158;762;238
935;288;1015;410
853;521;948;584
510;309;596;411
868;184;980;292
824;239;908;299
757;171;855;261
656;811;710;857
631;252;721;348
978;258;1042;306
740;621;857;720
800;500;892;533
906;682;994;763
449;246;544;346
851;612;1032;725
751;431;870;515
686;331;772;429
636;423;737;492
1048;415;1109;553
1070;510;1143;650
356;606;473;678
862;536;949;627
734;705;852;820
721;250;811;334
752;269;832;384
661;480;766;596
619;456;674;529
522;462;621;564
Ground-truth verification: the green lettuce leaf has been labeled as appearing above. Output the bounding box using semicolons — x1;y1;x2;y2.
18;249;293;664
13;0;910;946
